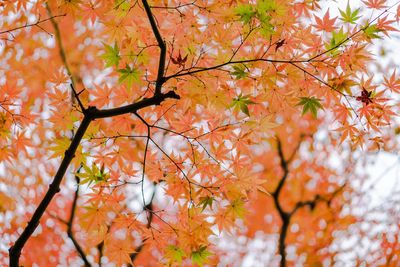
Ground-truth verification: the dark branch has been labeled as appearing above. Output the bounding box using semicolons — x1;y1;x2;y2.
9;114;92;267
93;90;180;119
128;185;156;265
97;241;104;267
66;171;91;267
165;58;317;81
271;137;303;267
0;14;66;36
272;137;290;267
272;138;290;217
46;5;72;82
142;0;166;95
271;136;346;267
46;4;86;112
290;184;346;216
9;90;180;266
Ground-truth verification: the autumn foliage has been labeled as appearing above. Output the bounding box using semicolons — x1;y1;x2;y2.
1;0;400;266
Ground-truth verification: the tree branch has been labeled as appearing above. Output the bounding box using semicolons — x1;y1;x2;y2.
272;138;290;217
50;169;91;266
290;184;346;216
66;171;91;267
92;90;180;119
272;137;290;267
128;186;156;265
46;5;73;83
271;136;346;267
142;0;166;95
9;90;180;266
0;14;66;36
46;4;86;112
271;137;303;267
9;113;93;267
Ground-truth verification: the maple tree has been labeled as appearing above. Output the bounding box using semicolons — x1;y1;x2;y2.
1;0;400;266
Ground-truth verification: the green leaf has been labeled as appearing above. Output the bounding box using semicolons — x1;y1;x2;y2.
114;0;130;17
235;4;256;24
165;245;185;264
256;0;278;13
339;2;361;24
199;196;214;211
232;65;247;79
117;64;140;88
191;246;212;267
230;93;256;116
259;19;275;38
297;97;324;118
230;199;246;218
256;0;276;37
240;103;250;116
326;28;347;55
76;163;108;185
363;23;382;39
235;1;277;37
101;42;121;67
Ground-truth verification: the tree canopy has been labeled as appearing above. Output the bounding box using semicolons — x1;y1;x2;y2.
1;0;400;266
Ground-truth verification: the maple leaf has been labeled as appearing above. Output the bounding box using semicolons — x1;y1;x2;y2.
198;196;214;211
333;104;351;122
227;199;246;219
117;64;140;88
383;70;400;93
49;137;71;159
231;64;247;79
363;23;382;39
105;237;136;266
76;163;109;185
170;51;188;67
100;42;121;67
113;0;131;18
339;2;361;24
13;131;31;153
230;93;256;116
235;4;256;24
356;88;373;105
89;84;113;108
377;16;398;36
81;1;103;24
81;204;109;242
313;9;337;32
58;0;81;15
363;0;387;9
48;67;69;85
335;123;358;144
191;246;213;267
329;74;357;94
165;245;185;264
248;115;280;132
297;97;324;118
275;39;286;52
326;28;347;55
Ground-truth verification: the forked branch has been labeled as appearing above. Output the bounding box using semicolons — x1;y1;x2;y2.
9;91;180;266
272;136;347;267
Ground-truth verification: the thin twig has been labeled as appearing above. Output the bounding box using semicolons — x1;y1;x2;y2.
0;14;66;36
